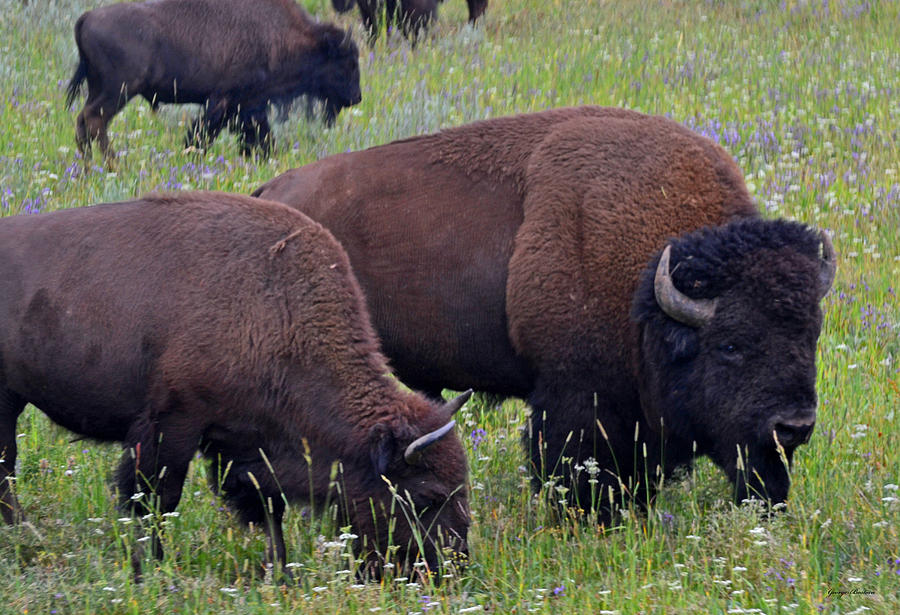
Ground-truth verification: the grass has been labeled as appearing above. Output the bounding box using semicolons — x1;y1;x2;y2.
1;0;899;612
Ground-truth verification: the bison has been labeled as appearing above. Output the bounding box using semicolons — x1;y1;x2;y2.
332;0;487;43
65;0;362;164
0;192;469;577
252;106;836;521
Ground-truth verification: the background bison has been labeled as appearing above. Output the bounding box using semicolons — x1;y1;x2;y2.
333;0;487;42
65;0;361;163
253;106;835;520
0;192;469;577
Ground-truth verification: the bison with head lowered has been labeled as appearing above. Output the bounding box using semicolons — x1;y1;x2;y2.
65;0;361;163
0;193;468;578
253;106;836;521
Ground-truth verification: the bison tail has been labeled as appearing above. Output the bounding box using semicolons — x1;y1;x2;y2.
331;0;356;13
65;57;88;108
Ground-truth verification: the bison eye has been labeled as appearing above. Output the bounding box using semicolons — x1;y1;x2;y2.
716;342;743;362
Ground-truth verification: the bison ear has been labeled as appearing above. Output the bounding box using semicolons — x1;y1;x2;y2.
368;423;397;477
320;28;351;58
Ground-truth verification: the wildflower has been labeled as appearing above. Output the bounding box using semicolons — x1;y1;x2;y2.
470;428;486;449
553;585;565;596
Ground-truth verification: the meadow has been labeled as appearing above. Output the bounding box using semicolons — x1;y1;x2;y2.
1;0;898;612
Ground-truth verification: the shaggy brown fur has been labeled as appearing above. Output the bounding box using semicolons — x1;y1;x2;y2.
252;107;837;516
66;0;361;162
0;192;467;577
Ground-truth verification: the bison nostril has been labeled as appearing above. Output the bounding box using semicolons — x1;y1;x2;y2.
774;419;815;448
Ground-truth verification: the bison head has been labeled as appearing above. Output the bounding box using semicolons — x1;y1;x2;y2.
310;26;362;125
348;390;472;580
633;218;835;507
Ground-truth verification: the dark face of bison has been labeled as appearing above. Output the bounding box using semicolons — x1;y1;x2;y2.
634;219;835;507
311;27;362;124
349;391;471;579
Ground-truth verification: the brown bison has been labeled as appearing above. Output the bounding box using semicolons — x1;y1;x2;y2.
0;192;469;577
332;0;487;42
65;0;361;163
252;106;836;520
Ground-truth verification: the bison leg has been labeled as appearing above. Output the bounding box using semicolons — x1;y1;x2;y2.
216;459;291;577
358;0;382;44
76;90;128;169
186;98;230;151
0;390;26;525
466;0;487;22
526;381;656;523
116;418;199;560
237;110;273;158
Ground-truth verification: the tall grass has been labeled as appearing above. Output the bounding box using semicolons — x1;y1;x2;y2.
1;0;898;612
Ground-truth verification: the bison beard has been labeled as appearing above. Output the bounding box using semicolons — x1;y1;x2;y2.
65;0;361;164
0;193;469;580
251;106;835;526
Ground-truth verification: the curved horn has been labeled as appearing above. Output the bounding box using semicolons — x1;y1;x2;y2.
817;232;836;299
404;420;457;465
440;389;473;421
654;245;717;328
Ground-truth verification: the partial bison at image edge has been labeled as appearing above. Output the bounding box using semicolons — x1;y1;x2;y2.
65;0;361;164
332;0;488;43
252;105;836;521
0;192;468;580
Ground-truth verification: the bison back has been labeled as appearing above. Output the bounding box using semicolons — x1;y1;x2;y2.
0;193;349;441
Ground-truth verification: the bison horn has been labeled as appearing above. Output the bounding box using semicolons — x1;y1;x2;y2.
404;420;457;465
403;391;472;464
817;232;836;299
440;389;473;421
654;245;717;328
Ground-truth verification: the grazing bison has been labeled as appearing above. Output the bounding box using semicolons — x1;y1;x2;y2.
65;0;361;163
0;192;469;577
252;106;836;520
333;0;487;42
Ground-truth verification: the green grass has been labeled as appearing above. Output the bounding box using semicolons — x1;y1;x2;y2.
1;0;899;612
